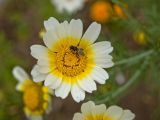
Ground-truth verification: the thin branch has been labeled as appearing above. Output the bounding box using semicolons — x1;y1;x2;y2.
94;57;150;104
115;50;153;66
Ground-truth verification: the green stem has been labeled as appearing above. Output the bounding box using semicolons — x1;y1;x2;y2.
115;50;153;66
95;57;150;104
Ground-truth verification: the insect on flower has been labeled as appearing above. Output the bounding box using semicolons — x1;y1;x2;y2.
70;45;85;56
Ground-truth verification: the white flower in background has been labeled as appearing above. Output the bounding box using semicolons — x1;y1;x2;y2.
115;72;125;85
0;0;4;5
73;101;135;120
30;17;114;102
51;0;85;14
12;66;52;120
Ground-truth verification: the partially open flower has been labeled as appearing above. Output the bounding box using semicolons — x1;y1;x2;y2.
12;66;52;120
30;17;114;102
73;101;135;120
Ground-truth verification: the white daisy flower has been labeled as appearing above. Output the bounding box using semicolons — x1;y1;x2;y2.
12;66;52;120
30;17;114;102
51;0;85;14
73;101;135;120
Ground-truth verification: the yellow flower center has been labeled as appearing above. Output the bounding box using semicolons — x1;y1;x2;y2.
85;114;113;120
22;80;50;116
90;1;112;23
55;46;87;77
23;84;42;111
48;37;95;83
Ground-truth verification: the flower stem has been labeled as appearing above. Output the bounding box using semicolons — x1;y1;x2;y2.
115;50;153;66
95;56;150;104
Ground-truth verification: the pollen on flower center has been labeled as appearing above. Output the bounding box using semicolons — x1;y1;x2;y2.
23;84;42;111
55;46;87;77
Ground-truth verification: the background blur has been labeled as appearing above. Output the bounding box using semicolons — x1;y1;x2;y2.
0;0;160;120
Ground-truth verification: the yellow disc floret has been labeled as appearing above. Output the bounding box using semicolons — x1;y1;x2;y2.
90;1;112;23
55;48;87;77
85;114;113;120
23;84;42;111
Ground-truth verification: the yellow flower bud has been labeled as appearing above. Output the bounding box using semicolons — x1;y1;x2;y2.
113;4;127;19
133;31;146;45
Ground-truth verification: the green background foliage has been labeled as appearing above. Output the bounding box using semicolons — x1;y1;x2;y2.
0;0;159;120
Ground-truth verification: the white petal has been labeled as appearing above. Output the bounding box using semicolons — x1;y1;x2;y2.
95;53;113;64
56;5;63;13
92;41;114;68
37;59;50;68
92;41;113;55
12;66;30;82
69;19;83;39
119;110;135;120
52;0;84;13
90;66;109;84
73;113;83;120
82;22;101;43
64;0;84;13
55;82;71;99
61;21;69;37
92;104;107;115
28;115;43;120
63;20;69;34
30;45;48;60
31;65;47;82
54;21;69;39
44;74;62;89
15;83;23;91
105;105;123;119
43;30;59;50
95;55;113;63
33;73;47;83
78;76;97;93
96;61;114;68
71;84;85;102
51;0;63;13
46;96;52;114
81;101;95;114
36;65;51;73
44;17;59;31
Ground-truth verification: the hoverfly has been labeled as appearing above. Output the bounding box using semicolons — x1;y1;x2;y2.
70;45;85;56
69;37;85;56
